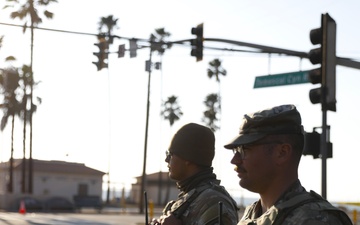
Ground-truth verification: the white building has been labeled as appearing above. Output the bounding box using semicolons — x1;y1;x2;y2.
130;172;178;206
0;159;105;211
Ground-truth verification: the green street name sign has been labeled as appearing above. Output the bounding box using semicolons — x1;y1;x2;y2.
254;70;310;88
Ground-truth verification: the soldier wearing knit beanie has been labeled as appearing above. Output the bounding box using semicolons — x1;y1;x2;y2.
168;123;215;167
155;122;238;225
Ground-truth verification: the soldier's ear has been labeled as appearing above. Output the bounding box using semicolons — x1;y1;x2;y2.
276;143;291;164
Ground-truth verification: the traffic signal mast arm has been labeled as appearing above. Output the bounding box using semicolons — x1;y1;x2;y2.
205;38;309;58
102;27;360;70
169;37;360;69
205;38;360;70
107;29;360;70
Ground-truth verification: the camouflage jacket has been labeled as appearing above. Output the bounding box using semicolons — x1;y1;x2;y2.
164;180;239;225
238;180;352;225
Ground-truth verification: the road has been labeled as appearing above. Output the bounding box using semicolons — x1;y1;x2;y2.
0;206;357;225
0;212;150;225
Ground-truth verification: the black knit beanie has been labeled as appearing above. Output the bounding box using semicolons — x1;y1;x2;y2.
168;123;215;167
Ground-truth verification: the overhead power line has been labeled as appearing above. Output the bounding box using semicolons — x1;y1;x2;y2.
0;22;147;42
0;21;96;36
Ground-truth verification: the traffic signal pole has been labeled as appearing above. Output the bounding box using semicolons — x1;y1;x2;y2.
321;103;328;198
139;47;153;214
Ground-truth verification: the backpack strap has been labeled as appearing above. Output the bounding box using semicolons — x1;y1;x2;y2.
273;192;318;225
170;183;211;218
210;182;239;211
170;181;238;219
308;191;353;225
273;191;353;225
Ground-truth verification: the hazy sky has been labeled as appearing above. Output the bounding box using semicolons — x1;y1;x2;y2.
1;0;360;203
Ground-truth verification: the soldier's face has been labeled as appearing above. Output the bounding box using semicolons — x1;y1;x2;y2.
231;143;278;193
166;153;188;181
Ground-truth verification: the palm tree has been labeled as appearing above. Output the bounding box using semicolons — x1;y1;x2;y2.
161;95;183;126
0;67;22;193
202;93;220;132
150;28;172;55
206;59;227;130
207;58;227;82
18;64;41;192
161;95;183;204
4;0;57;194
98;15;118;44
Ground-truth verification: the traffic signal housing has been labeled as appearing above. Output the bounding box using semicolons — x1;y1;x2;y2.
93;41;109;71
303;130;333;159
303;131;320;159
308;13;337;112
190;23;204;62
118;44;125;58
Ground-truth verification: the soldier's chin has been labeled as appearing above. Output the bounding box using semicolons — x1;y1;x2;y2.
239;180;248;189
168;172;177;180
168;172;173;178
239;180;255;193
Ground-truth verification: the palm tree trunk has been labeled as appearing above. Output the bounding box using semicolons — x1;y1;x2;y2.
28;1;35;194
8;115;15;193
29;85;33;194
22;97;27;193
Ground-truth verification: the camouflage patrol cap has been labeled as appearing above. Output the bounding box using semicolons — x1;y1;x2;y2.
224;104;304;149
169;123;215;167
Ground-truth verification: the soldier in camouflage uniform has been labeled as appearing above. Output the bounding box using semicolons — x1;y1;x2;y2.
151;123;239;225
224;104;352;225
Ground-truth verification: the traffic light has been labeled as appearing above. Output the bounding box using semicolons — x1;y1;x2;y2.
118;44;125;58
190;23;204;62
129;39;137;58
303;130;333;159
303;131;320;159
93;41;108;71
308;13;337;112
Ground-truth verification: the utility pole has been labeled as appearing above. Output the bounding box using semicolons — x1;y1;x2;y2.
139;48;153;214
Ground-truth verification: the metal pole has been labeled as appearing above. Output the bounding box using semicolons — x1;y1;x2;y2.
320;13;328;198
106;66;112;205
321;106;327;199
320;71;328;199
139;49;152;214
